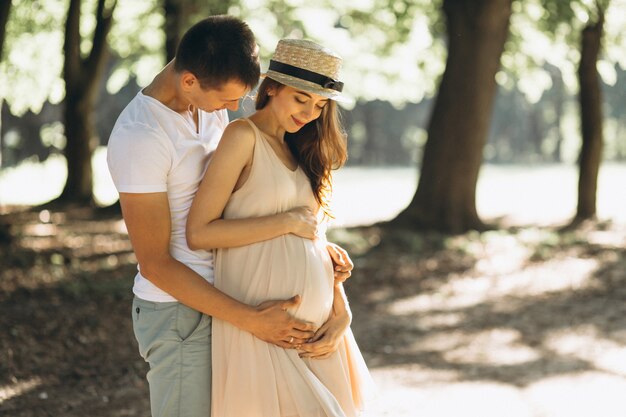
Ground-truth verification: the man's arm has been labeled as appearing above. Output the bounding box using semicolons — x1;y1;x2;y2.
119;191;315;347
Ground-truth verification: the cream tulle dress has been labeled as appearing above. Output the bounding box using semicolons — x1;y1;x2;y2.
211;119;374;417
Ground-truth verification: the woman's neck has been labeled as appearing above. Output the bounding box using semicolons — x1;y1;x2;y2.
249;109;286;143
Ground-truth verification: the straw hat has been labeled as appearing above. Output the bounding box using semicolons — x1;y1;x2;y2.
264;39;349;103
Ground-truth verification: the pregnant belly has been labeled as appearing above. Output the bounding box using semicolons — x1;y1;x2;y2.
215;235;335;327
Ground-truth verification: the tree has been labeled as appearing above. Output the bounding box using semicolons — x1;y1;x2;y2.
533;0;626;225
163;0;184;62
393;0;513;233
0;0;11;60
163;0;233;62
60;0;117;204
574;3;605;222
0;0;12;169
538;0;616;224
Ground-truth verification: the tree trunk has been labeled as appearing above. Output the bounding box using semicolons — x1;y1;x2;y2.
529;106;544;159
393;0;512;233
362;101;383;165
59;0;116;204
551;66;564;162
0;0;11;60
163;0;234;63
164;0;184;62
574;15;604;222
0;1;11;171
62;95;96;204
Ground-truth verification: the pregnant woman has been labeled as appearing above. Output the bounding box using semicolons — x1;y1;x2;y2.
187;39;373;417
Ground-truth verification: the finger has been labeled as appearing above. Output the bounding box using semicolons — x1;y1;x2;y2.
335;246;353;269
307;327;328;344
290;337;309;346
334;270;351;282
291;328;317;339
282;295;301;310
327;244;344;265
299;337;329;352
289;332;315;345
291;319;317;333
283;336;300;347
297;342;329;354
299;350;333;359
312;352;334;360
275;340;293;349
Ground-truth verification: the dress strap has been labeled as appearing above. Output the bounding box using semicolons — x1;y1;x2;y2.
241;117;260;136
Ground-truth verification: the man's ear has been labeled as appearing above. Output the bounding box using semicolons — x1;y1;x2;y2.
180;71;197;90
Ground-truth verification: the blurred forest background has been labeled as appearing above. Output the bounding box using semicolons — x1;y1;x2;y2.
0;0;625;230
1;1;626;416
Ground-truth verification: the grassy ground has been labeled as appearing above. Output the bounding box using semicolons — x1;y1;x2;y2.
1;205;625;416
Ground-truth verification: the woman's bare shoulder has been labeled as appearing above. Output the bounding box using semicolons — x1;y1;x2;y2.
222;118;256;142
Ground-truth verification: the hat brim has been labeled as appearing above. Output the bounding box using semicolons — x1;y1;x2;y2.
264;71;352;104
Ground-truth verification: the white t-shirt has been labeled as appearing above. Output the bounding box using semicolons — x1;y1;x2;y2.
107;90;228;302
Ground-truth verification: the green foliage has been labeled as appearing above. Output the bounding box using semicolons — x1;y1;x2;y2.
0;0;66;115
1;0;624;116
505;0;626;103
106;0;164;91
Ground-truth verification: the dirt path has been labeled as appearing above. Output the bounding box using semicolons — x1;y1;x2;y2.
1;207;625;416
341;224;626;417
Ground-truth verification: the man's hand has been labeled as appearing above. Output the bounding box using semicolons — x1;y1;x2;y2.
245;295;317;349
326;242;353;283
297;308;351;359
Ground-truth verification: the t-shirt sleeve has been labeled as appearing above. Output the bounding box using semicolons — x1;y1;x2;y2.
106;125;172;193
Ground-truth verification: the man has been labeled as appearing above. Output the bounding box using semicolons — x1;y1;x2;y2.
107;15;353;417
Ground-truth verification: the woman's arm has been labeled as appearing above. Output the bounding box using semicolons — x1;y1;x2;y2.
119;191;316;348
326;241;354;283
297;283;352;359
291;241;355;357
187;120;318;250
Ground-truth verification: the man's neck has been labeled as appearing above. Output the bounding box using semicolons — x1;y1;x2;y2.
143;61;189;114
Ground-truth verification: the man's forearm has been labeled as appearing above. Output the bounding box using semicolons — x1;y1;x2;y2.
140;256;255;328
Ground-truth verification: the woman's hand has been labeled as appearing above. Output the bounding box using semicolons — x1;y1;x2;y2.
326;242;353;283
285;206;318;239
296;307;352;359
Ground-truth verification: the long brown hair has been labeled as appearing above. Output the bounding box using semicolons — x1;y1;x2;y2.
256;78;348;217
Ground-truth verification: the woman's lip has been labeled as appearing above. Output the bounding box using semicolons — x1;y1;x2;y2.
292;116;305;126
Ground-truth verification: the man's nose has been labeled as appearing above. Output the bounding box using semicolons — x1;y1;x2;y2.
226;101;239;112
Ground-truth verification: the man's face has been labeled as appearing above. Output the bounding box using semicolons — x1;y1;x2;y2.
184;75;249;113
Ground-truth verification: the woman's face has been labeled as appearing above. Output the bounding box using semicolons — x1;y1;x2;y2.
269;85;329;133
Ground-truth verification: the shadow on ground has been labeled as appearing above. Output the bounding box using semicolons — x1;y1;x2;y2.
1;207;625;416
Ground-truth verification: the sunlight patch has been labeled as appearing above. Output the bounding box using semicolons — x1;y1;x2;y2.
441;328;540;366
525;372;626;417
495;257;599;297
0;377;43;403
545;327;626;376
415;312;464;329
417;382;531;417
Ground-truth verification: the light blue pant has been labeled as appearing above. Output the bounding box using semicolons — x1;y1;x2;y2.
132;296;212;417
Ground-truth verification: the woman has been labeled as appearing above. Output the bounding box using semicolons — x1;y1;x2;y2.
187;39;373;417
